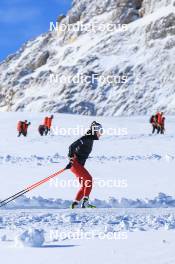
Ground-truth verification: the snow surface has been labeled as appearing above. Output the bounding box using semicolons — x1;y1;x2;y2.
0;112;175;206
1;209;175;263
0;112;175;262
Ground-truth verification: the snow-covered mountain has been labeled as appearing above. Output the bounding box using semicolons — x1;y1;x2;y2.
0;0;174;115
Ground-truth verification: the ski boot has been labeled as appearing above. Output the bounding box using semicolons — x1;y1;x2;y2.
81;197;96;208
70;201;79;209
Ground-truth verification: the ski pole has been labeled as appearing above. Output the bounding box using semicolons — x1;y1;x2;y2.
0;167;66;208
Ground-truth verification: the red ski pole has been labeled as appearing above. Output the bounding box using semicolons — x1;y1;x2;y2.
0;168;66;208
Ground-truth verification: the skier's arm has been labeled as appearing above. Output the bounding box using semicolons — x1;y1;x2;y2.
68;139;84;158
66;138;84;169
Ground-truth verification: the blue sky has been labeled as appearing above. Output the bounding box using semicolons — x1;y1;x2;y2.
0;0;72;62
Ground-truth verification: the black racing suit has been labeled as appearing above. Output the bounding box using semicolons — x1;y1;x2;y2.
68;132;98;166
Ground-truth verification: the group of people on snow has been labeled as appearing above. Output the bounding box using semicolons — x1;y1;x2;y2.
17;113;166;138
150;112;165;134
17;115;54;137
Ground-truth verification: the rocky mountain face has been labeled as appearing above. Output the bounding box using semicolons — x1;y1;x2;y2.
142;0;173;14
0;0;174;115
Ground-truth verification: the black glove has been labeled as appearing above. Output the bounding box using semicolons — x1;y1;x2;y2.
65;162;72;170
65;155;76;170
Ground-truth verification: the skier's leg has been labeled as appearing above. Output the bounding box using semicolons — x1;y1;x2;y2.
74;178;85;202
71;160;93;202
75;168;94;208
82;171;92;198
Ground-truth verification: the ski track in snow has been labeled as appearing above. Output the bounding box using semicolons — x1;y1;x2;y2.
0;153;173;166
2;132;175;165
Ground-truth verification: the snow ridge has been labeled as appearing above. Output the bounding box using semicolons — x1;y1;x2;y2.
1;193;175;209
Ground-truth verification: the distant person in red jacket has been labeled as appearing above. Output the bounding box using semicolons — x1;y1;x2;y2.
17;120;31;137
157;112;165;134
150;115;158;134
161;116;165;134
152;112;165;134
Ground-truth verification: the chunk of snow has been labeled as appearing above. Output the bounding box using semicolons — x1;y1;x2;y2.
16;229;45;247
0;235;7;241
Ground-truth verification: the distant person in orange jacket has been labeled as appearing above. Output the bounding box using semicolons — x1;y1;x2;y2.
42;116;48;135
38;117;48;136
17;120;31;137
38;115;54;136
44;115;54;135
43;117;49;127
46;115;54;134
